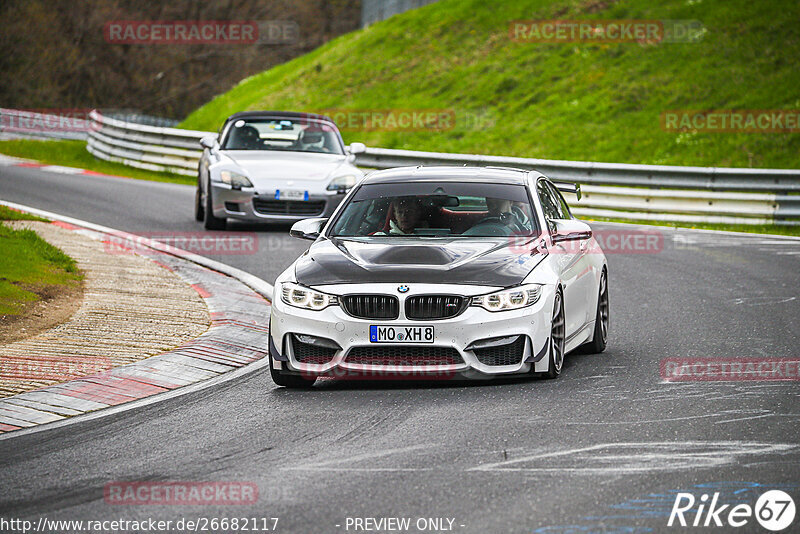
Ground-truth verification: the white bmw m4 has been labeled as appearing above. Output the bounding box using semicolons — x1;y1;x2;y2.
269;166;609;387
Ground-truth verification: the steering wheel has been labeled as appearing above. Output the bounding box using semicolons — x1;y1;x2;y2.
462;220;513;236
474;214;523;234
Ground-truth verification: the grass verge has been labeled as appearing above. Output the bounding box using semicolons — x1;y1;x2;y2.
0;210;83;317
0;205;48;222
0;139;193;185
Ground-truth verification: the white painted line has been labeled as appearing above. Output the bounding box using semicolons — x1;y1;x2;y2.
40;165;85;175
468;441;797;474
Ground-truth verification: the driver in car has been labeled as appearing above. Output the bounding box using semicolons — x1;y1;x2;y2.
481;197;530;233
231;124;262;150
377;197;427;235
299;128;331;153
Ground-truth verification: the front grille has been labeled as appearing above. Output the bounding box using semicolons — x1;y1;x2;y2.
253;198;325;216
473;336;527;366
405;295;468;320
341;295;399;320
346;346;464;366
291;335;337;365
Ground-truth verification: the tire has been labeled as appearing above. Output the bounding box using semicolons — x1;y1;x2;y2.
269;356;316;388
579;269;609;354
542;289;566;379
203;180;227;230
194;176;205;222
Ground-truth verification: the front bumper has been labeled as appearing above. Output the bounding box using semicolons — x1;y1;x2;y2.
210;183;346;223
269;283;554;379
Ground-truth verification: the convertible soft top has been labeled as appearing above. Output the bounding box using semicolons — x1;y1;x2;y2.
223;110;336;124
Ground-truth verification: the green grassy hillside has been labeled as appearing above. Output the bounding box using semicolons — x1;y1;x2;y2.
180;0;799;169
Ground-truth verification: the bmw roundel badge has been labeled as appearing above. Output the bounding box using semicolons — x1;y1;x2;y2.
397;285;410;293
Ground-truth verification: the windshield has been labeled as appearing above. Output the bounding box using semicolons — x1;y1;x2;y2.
329;182;538;238
221;117;344;155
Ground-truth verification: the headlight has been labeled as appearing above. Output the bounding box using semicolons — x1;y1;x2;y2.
219;170;253;189
281;282;338;311
471;284;543;312
326;174;357;191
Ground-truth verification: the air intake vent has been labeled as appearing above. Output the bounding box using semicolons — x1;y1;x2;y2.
345;346;463;366
341;295;399;320
405;295;468;320
253;199;325;216
473;336;526;366
291;334;338;365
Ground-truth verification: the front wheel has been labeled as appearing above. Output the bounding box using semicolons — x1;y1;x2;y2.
578;270;609;354
194;176;205;222
203;180;227;230
541;289;566;379
269;357;316;388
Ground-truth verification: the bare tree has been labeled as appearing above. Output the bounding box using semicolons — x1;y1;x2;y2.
0;0;361;118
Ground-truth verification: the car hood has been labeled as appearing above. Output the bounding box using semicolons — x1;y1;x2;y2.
223;151;352;186
294;237;546;287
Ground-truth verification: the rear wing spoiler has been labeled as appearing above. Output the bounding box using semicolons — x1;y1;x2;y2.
552;181;581;201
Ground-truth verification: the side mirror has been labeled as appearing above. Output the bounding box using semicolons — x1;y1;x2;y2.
290;218;328;241
551;219;592;243
348;142;366;155
200;136;218;150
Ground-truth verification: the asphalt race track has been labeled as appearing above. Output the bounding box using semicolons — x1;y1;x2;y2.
1;164;799;533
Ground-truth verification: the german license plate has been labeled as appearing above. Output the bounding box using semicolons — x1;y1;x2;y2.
276;189;308;201
370;325;434;343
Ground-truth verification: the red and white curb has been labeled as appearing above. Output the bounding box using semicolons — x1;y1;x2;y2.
0;153;129;179
0;200;275;439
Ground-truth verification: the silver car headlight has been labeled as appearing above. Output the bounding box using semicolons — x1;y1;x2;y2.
281;282;339;311
326;174;357;191
219;170;253;189
471;284;543;312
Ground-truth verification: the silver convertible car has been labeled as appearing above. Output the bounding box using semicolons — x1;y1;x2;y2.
195;111;365;230
269;166;610;387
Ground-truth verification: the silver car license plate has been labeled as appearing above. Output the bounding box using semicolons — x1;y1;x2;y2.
276;189;308;201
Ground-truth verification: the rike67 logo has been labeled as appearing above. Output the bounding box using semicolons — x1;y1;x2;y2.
668;490;795;531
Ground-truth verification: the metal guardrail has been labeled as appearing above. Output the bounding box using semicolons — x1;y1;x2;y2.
0;108;89;141
84;111;800;225
103;112;179;128
0;108;177;140
87;111;205;176
361;0;441;27
357;147;800;193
